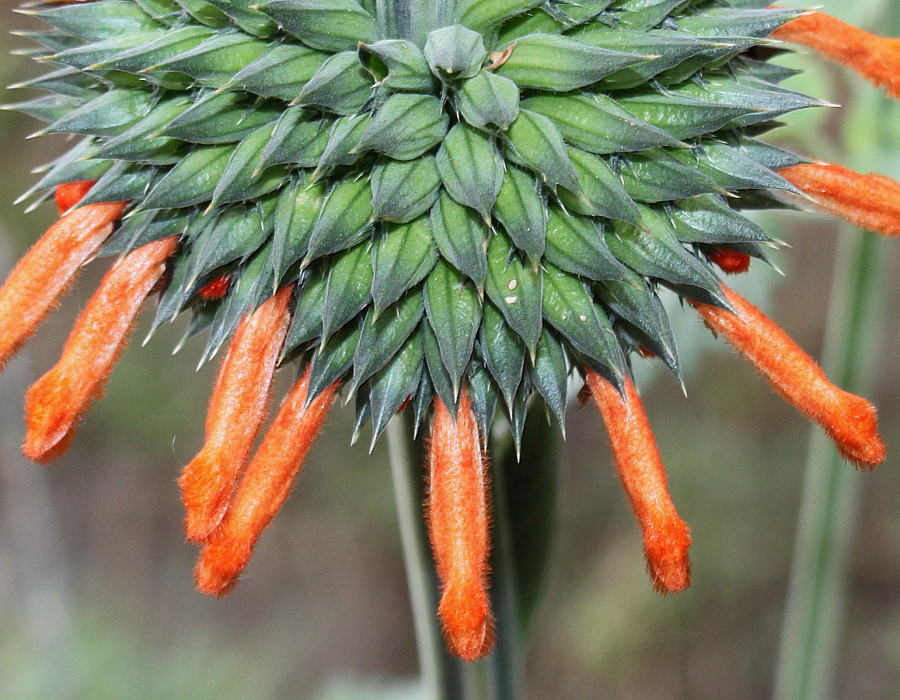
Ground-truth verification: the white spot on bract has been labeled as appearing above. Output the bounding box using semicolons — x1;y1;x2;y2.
578;315;588;322
504;295;518;304
507;279;518;291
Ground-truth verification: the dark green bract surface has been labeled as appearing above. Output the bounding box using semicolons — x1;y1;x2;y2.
10;0;817;446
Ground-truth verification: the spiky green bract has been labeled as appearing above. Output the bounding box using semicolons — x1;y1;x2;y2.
11;0;814;448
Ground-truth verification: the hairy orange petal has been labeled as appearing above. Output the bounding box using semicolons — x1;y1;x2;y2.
427;388;495;662
0;200;125;369
772;12;900;99
23;235;179;463
779;162;900;237
585;370;692;594
694;285;886;469
198;274;231;300
708;248;751;275
179;285;293;542
194;367;339;597
55;181;95;215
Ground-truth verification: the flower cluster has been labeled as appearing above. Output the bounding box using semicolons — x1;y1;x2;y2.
2;0;898;661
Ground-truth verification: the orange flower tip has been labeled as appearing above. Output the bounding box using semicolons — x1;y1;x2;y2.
193;545;248;598
198;274;232;300
829;394;887;470
179;458;233;542
23;428;73;465
54;180;95;214
708;248;751;275
637;346;656;359
645;520;693;595
438;583;496;662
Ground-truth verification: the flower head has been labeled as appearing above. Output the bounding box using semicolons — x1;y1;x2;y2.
2;0;897;662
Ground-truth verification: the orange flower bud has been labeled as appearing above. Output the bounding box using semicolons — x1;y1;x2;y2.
0;200;125;369
23;236;179;462
708;248;751;275
194;367;339;597
694;285;886;468
427;388;495;662
773;12;900;99
779;163;900;238
54;181;95;214
179;285;293;542
198;274;232;300
585;370;692;594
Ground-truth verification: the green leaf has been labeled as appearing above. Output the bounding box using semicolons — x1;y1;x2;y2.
597;268;679;375
307;321;361;400
455;70;520;131
559;147;642;224
455;0;543;32
521;93;683;154
140;144;233;210
618;149;722;203
226;43;328;100
669;195;770;245
371;156;441;223
93;96;191;163
467;364;498;439
317;114;372;168
367;334;425;443
617;91;764;141
673;141;799;193
358;39;434;92
504;109;579;192
204;0;277;36
493;165;546;262
479;302;525;410
209;123;283;207
352;290;425;390
295;51;373;115
44;89;152;137
607;210;723;296
436;123;504;219
258;108;330;168
541;262;624;377
321;244;374;340
494;34;646;91
44;31;161;71
357;94;449;160
544;209;630;283
261;0;377;52
305;177;374;261
284;268;328;351
27;1;161;41
532;328;568;428
424;260;482;395
371;218;438;313
77;161;158;205
272;177;327;280
429;190;488;287
484;232;542;354
150;32;269;85
424;24;487;81
161;91;280;144
93;26;215;73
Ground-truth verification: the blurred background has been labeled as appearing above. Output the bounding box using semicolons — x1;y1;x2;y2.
0;1;898;698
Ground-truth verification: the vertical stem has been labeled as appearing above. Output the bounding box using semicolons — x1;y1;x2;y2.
773;232;885;700
386;414;463;699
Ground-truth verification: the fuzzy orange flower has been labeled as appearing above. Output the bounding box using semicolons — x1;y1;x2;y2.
427;388;495;662
694;285;886;469
24;235;179;462
585;370;692;594
195;366;339;596
178;285;293;542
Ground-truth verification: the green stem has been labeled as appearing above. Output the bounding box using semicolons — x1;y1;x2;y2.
773;231;886;700
387;415;463;699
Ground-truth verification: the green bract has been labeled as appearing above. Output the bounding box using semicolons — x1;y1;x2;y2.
11;0;815;448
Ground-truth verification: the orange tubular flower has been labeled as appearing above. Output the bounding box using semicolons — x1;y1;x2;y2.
778;162;900;238
772;12;900;99
0;189;124;369
54;180;94;214
178;285;293;542
694;285;886;469
585;370;692;594
23;235;179;463
195;367;339;597
427;388;495;662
